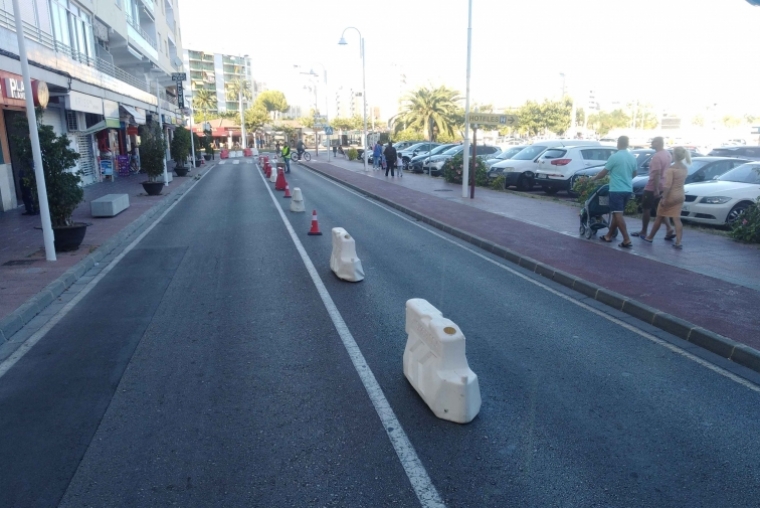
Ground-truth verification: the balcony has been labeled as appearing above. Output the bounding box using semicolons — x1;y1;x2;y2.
126;16;158;61
140;0;156;14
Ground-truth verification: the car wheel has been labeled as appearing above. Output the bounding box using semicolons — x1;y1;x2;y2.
543;186;559;195
516;174;533;192
726;202;751;225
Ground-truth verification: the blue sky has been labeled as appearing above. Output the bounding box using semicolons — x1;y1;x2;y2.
181;0;760;120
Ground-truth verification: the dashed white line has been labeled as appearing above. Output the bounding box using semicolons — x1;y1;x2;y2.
299;165;760;395
256;166;447;508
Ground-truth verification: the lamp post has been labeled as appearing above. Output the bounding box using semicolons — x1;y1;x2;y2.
12;0;55;260
155;79;169;186
338;27;368;172
462;0;473;198
296;63;330;160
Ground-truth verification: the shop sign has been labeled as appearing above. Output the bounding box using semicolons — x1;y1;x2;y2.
66;91;104;115
0;76;49;108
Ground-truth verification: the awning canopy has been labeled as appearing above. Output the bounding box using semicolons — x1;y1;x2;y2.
120;104;146;125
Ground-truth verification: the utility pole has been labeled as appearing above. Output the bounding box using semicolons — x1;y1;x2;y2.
156;79;169;186
12;0;55;260
462;0;473;198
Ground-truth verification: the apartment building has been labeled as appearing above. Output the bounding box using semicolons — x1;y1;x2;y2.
0;0;185;212
182;50;259;116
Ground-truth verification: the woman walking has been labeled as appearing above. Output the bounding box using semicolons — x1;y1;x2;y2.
644;146;689;249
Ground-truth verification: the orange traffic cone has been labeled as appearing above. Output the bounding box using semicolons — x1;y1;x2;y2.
265;164;271;178
308;210;322;235
283;184;292;198
275;168;287;190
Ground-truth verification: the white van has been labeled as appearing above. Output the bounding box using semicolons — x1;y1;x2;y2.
489;139;601;191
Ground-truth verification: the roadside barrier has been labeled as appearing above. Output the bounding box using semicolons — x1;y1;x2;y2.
308;210;322;235
329;228;364;282
403;299;481;424
270;164;280;183
290;188;305;212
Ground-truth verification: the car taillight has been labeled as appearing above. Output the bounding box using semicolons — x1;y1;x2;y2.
551;159;572;166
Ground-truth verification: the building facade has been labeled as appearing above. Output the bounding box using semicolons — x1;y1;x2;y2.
182;50;258;116
0;0;185;212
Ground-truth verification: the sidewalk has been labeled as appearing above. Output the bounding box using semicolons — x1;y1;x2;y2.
298;157;760;370
0;161;214;331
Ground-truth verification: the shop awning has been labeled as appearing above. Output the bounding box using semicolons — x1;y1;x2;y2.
120;104;146;125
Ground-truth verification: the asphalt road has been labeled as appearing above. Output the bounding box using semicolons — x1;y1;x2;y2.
1;159;759;507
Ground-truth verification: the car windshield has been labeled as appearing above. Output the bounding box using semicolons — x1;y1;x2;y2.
401;143;425;152
428;145;453;156
686;160;711;175
496;147;524;160
717;163;760;184
442;146;463;155
512;145;547;160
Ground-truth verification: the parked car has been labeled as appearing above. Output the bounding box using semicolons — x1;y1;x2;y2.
423;144;501;176
489;140;601;191
632;157;749;200
364;140;424;163
707;146;760;161
397;142;440;170
535;145;618;194
410;144;457;173
632;148;704;177
485;145;527;174
681;162;760;226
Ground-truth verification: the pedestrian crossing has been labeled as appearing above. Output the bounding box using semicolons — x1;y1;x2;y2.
217;159;253;165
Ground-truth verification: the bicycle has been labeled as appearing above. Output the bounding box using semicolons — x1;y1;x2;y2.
293;151;311;162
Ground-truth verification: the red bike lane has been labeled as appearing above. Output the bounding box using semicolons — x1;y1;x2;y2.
302;161;760;355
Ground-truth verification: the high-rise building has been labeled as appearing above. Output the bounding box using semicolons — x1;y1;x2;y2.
182;50;255;115
0;0;186;212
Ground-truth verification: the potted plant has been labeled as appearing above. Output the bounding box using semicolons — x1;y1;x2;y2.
18;118;87;252
140;122;168;195
171;126;191;176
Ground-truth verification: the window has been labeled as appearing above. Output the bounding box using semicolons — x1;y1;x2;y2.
50;0;95;63
513;145;547;160
718;163;760;184
581;148;614;161
543;149;567;160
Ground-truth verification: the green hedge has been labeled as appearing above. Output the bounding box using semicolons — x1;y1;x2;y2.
443;153;488;186
347;147;358;161
730;197;760;243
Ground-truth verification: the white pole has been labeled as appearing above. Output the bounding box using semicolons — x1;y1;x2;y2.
156;79;169;186
189;109;196;168
462;0;473;198
325;69;330;161
239;87;246;150
12;0;55;261
361;37;368;172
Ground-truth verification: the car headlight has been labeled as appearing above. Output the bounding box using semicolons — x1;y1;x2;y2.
700;196;732;204
503;167;515;173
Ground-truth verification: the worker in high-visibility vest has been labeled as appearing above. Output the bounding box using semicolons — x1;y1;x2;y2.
281;142;292;173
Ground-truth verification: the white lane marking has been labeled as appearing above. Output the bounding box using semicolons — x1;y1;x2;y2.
0;170;214;380
232;160;240;165
256;167;446;508
300;165;760;395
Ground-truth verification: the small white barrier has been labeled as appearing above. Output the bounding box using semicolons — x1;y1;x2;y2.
270;167;279;183
329;228;364;282
403;299;481;424
290;187;305;212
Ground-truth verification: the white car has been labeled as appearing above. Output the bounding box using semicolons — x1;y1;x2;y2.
534;146;618;195
485;145;527;172
489;140;601;191
681;162;760;226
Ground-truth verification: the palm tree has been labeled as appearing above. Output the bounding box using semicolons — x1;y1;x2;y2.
192;87;216;123
396;86;461;141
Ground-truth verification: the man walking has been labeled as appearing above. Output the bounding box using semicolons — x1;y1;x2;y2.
591;135;637;248
281;142;292;173
633;137;675;239
383;141;397;177
372;142;383;170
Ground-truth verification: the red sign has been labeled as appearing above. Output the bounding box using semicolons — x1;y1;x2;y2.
0;71;49;108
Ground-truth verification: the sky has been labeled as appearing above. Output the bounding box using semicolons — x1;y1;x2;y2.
179;0;760;122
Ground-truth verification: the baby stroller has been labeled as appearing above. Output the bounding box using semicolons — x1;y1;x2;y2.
579;184;617;240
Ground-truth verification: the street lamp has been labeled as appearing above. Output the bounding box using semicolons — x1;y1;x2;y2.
295;63;330;160
338;27;368;172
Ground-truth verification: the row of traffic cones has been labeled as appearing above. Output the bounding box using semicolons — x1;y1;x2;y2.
260;159;322;235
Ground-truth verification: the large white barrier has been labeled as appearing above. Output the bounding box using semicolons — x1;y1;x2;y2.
329;228;364;282
290;188;305;213
403;299;481;424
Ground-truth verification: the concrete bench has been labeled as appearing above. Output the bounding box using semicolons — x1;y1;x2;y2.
91;193;129;217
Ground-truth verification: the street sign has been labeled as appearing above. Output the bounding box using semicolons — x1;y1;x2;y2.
324;126;334;135
176;81;184;108
313;115;327;122
171;73;187;81
467;113;517;127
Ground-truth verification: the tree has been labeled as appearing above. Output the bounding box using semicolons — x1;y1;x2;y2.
254;90;289;118
192;88;216;122
331;117;359;132
226;79;252;104
587;109;631;136
396;85;462;141
393;127;425;142
691;114;705;127
245;104;269;132
723;115;742;128
170;126;191;167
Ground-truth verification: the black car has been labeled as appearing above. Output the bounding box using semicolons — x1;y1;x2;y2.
409;144;457;173
707;146;760;161
632;157;749;199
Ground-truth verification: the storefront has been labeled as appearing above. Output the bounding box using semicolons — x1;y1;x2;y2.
64;90;110;185
0;72;50;213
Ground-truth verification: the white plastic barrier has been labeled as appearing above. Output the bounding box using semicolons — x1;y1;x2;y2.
329;228;364;282
270;167;279;182
403;299;481;424
290;188;305;213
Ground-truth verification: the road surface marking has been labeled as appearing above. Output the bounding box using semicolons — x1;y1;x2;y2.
256;167;447;508
302;166;760;395
0;169;214;380
232;160;240;165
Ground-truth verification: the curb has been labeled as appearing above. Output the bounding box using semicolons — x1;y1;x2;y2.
298;160;760;376
0;164;216;343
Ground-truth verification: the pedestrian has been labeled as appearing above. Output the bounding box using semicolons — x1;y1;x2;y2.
372;142;383;170
338;145;346;158
383;141;397;177
332;143;337;157
281;142;292;173
591;135;637;248
275;140;280;154
644;147;690;249
633;137;674;240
